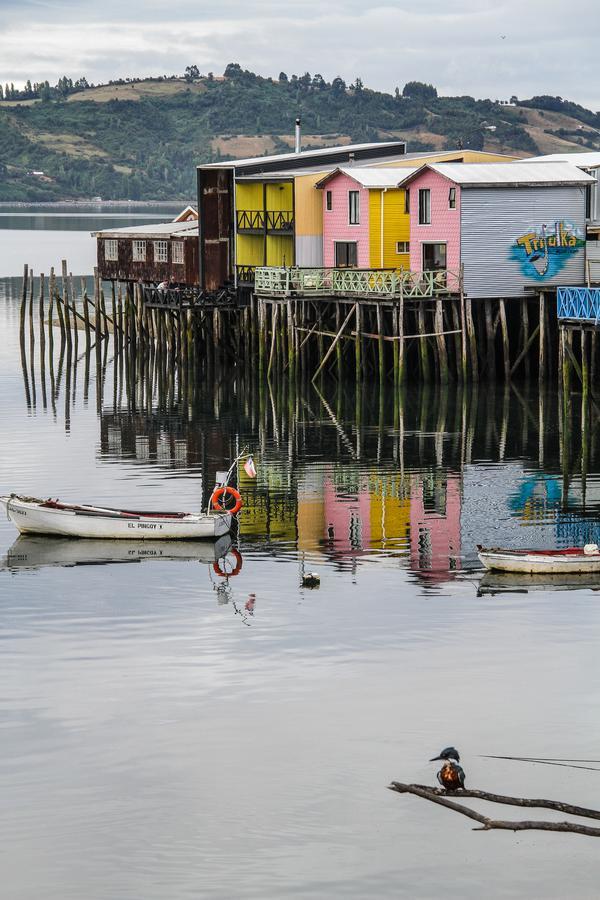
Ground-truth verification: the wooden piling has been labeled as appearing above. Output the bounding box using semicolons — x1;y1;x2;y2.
484;299;495;381
355;302;363;382
19;263;29;335
417;303;430;382
498;299;510;381
434;298;449;384
539;291;546;385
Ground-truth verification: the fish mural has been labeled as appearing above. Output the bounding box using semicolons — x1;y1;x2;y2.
510;220;585;279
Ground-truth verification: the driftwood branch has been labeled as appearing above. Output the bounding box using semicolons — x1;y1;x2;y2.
388;782;600;837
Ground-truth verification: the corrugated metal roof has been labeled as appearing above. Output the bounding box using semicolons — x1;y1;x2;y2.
397;162;595;187
523;152;600;169
199;140;406;170
315;166;419;189
91;221;198;239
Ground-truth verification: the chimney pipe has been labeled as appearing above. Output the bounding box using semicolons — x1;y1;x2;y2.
295;117;301;154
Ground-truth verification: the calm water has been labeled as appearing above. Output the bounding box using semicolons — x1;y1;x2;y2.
2;211;600;899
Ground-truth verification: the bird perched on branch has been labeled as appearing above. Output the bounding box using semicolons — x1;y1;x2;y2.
430;746;466;791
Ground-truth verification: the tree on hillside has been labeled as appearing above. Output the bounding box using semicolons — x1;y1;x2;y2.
402;81;437;101
279;72;288;83
184;65;200;82
331;77;346;96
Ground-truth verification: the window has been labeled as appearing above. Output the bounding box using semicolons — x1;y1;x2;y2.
448;187;456;209
326;190;333;211
404;189;410;214
585;184;592;220
396;241;410;254
335;241;358;267
132;240;146;261
154;240;168;262
422;242;447;271
418;189;431;225
348;190;360;225
104;239;118;261
172;241;184;264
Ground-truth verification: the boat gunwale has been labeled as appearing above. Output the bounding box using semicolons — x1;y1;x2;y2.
1;495;223;524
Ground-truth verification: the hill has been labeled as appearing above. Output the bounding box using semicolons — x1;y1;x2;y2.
1;66;599;202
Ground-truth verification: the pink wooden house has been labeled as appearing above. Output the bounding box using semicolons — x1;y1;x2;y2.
400;165;461;276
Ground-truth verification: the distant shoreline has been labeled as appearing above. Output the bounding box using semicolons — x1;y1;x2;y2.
0;200;195;208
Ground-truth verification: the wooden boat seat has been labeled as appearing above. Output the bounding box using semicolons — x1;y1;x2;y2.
40;500;190;519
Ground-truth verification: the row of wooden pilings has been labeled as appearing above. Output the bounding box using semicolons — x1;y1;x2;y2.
17;272;598;505
17;262;599;395
253;288;569;387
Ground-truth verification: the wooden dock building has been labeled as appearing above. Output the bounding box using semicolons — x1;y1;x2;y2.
93;218;199;286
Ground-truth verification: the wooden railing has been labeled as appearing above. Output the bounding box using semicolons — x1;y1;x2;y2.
254;267;460;299
236;265;256;283
266;210;294;231
237;210;265;230
557;287;600;323
236;210;294;232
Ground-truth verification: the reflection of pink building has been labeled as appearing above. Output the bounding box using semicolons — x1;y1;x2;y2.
323;474;371;552
409;474;461;581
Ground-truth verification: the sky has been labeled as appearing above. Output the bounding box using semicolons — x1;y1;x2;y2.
0;0;598;110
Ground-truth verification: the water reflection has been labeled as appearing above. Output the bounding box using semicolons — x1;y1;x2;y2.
13;293;600;588
1;533;234;573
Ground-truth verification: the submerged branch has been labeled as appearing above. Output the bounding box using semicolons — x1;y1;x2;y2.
387;782;600;837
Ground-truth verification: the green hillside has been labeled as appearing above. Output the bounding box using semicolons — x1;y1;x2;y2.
1;65;599;202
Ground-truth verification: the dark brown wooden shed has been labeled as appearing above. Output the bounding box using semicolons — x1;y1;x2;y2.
93;220;199;285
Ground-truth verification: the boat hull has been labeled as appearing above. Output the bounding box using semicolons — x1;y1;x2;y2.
0;496;231;540
478;548;600;574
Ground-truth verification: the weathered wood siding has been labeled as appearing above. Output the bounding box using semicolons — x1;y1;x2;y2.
97;236;199;285
198;168;233;291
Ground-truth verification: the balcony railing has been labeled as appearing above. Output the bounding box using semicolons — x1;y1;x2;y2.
266;210;294;232
236;265;256;284
236;209;294;232
237;210;264;231
254;267;460;299
557;286;600;323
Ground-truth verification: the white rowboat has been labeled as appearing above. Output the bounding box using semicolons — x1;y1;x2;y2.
0;495;232;540
477;545;600;574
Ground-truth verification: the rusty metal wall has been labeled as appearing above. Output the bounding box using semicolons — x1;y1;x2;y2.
198;168;234;291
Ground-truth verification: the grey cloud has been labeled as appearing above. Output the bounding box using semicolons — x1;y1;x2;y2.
0;1;597;110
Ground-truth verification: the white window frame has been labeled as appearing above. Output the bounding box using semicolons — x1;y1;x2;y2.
348;190;360;225
104;239;118;261
154;240;168;263
448;187;457;210
418;189;431;225
326;190;333;212
172;241;184;264
396;241;410;254
132;240;146;262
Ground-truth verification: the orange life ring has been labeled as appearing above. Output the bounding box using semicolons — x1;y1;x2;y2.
213;548;243;577
211;486;243;515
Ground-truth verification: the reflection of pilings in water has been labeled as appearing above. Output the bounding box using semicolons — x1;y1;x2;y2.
28;270;36;410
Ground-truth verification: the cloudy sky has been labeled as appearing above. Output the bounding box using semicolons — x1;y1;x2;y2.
1;0;598;109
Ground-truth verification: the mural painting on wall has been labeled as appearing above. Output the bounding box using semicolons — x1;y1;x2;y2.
510;220;585;279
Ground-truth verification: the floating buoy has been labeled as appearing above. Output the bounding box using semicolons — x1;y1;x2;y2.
302;572;320;588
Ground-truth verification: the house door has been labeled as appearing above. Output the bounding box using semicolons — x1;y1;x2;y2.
422;242;447;271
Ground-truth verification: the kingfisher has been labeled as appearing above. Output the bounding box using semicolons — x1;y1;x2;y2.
429;747;466;791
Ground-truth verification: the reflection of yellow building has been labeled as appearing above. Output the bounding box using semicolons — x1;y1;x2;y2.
368;476;411;547
238;462;297;540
